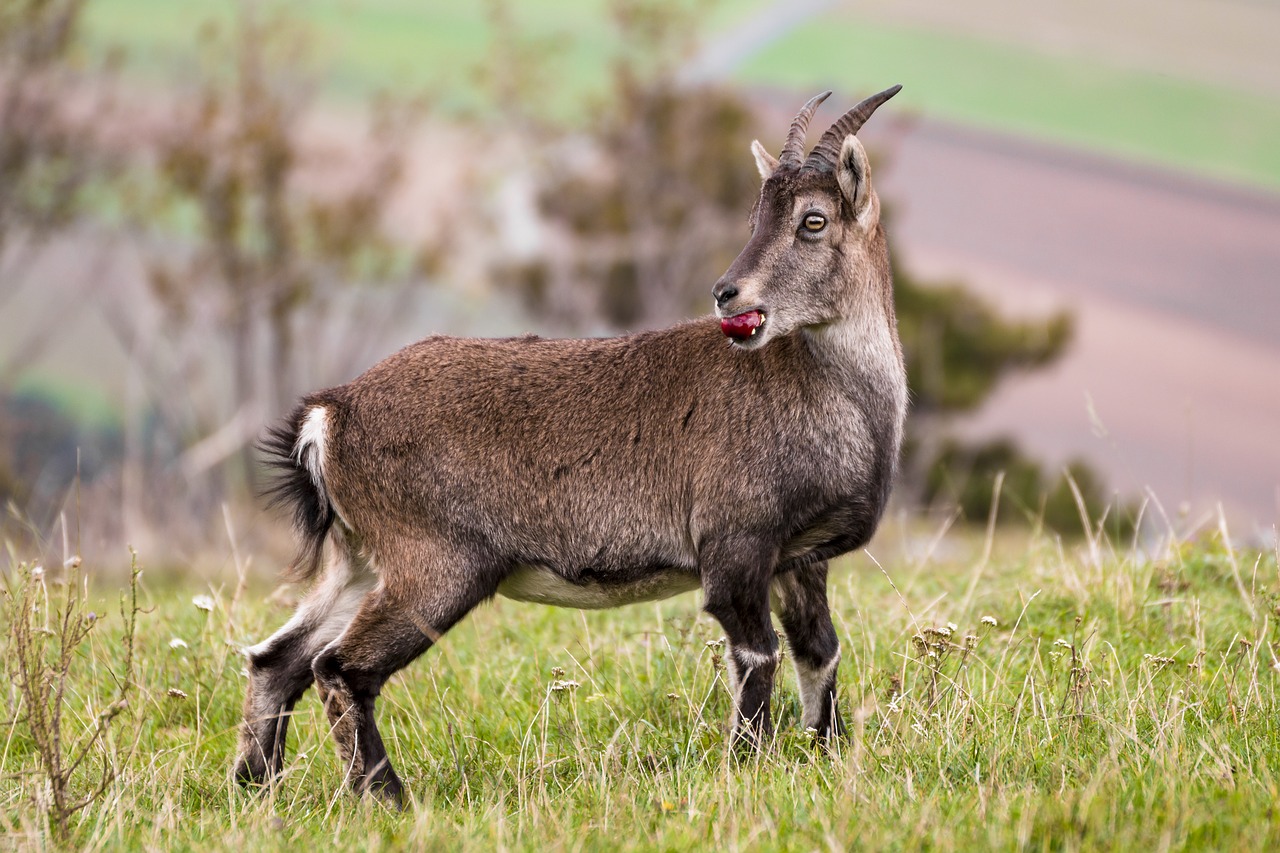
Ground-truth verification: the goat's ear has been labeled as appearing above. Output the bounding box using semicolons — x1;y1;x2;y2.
836;134;875;225
750;140;779;181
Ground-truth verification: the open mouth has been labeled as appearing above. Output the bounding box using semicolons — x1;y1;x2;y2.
720;309;766;341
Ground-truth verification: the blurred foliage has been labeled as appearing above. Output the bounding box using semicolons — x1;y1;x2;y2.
0;0;122;539
145;5;418;403
923;436;1139;539
895;276;1072;416
505;84;758;328
487;0;747;329
119;1;432;489
0;0;119;385
0;392;121;527
0;0;99;251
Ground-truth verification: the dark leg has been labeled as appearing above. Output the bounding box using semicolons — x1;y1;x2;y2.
701;536;779;747
311;549;495;807
235;544;375;786
772;562;844;740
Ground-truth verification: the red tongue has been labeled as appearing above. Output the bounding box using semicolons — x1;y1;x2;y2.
720;310;763;340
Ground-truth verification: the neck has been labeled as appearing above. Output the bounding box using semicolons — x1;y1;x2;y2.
801;301;908;484
803;305;904;397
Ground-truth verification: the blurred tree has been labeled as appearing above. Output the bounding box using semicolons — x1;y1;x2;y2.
486;0;759;329
923;437;1137;539
113;1;430;491
0;0;110;338
0;0;119;520
895;277;1071;419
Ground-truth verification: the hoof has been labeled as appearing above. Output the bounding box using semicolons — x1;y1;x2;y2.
365;775;407;810
233;754;273;789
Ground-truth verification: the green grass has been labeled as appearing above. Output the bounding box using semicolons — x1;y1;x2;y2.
4;524;1280;849
83;0;764;116
735;19;1280;190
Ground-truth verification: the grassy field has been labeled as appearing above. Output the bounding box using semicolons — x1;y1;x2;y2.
3;521;1279;849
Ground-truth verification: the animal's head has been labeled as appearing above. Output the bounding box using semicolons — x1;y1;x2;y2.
713;86;901;349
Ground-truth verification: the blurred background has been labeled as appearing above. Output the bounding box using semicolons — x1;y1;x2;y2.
2;0;1277;572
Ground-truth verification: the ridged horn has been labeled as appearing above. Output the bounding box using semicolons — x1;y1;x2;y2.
804;84;902;171
777;91;831;167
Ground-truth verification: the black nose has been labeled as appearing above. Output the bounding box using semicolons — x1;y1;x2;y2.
712;281;739;306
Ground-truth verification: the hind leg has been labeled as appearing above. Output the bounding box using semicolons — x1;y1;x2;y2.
311;542;497;807
234;534;375;786
772;562;844;740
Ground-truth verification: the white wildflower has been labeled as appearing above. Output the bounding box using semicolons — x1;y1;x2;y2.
192;594;215;612
169;638;189;650
980;616;998;627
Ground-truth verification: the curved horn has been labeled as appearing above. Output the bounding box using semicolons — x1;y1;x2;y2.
777;91;831;167
804;84;902;171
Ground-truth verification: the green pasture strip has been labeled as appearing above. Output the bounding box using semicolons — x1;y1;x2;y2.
83;0;765;117
735;19;1280;190
3;533;1279;848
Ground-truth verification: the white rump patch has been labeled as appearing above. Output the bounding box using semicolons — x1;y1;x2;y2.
295;406;328;497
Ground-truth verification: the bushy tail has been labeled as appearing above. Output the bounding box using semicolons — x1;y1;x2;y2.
260;403;335;583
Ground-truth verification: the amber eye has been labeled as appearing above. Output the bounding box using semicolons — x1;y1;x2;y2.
802;213;826;233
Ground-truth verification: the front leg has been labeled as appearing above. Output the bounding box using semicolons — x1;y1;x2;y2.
772;562;845;740
701;536;780;747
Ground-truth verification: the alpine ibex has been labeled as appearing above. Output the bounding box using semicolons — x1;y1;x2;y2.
235;86;908;806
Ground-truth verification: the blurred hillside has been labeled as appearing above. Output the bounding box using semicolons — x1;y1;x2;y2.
80;0;1280;189
1;0;1277;567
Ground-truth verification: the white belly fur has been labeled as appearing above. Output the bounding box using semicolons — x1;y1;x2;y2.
497;565;701;609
